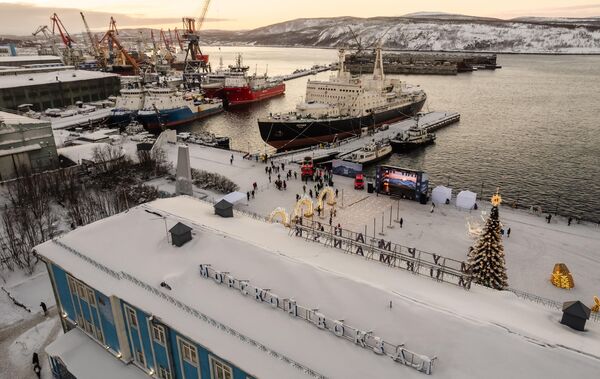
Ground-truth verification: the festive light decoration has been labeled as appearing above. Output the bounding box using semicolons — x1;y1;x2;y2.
467;191;509;290
550;263;575;289
269;207;290;227
293;196;314;218
591;296;600;313
317;186;337;210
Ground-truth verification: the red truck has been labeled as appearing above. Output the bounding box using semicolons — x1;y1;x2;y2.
301;157;314;180
354;173;365;190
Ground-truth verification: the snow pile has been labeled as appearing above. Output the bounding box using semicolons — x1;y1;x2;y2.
8;318;58;365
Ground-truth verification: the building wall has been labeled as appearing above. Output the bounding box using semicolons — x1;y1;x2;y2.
0;119;59;180
46;260;256;379
0;76;120;111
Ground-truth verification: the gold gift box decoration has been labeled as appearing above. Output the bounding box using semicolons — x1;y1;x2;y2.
592;296;600;313
550;263;574;289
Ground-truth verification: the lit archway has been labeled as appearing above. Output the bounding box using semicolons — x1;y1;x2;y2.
294;196;314;218
269;207;290;227
317;186;336;210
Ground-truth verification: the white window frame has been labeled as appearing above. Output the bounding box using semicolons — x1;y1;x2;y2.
87;288;96;306
126;307;138;328
178;338;198;366
152;323;166;345
159;365;172;379
209;356;233;379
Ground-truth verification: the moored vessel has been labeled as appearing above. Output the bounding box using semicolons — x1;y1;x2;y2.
137;87;223;132
344;140;393;165
108;87;145;127
390;125;436;152
257;47;426;151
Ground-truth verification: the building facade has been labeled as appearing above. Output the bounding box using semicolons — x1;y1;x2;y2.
45;260;253;379
0;69;120;111
0;111;58;180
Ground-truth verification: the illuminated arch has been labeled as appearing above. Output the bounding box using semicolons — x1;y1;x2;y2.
317;186;337;210
269;207;290;227
294;196;314;218
592;296;600;313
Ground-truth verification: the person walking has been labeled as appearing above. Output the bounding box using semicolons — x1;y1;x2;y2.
283;180;287;190
253;182;257;190
309;189;313;198
303;184;306;193
268;175;271;183
294;171;297;180
40;302;48;316
547;214;552;224
507;228;511;238
251;190;255;199
568;217;573;226
247;191;250;201
335;188;339;197
399;217;403;228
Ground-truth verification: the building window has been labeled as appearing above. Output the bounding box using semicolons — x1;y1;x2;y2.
158;366;172;379
136;350;145;365
67;276;77;295
210;356;233;379
87;288;96;306
77;282;87;301
126;307;138;328
179;339;198;366
152;324;166;345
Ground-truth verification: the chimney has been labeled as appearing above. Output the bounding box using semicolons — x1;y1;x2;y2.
168;222;193;247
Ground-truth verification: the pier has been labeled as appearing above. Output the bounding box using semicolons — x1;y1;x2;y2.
271;111;460;163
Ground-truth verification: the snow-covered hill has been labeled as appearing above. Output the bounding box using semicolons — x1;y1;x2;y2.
201;15;600;54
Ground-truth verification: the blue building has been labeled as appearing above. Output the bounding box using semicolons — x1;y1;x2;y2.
37;196;435;379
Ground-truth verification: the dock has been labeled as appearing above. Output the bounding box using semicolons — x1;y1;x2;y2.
271;111;460;163
272;65;332;82
50;108;113;130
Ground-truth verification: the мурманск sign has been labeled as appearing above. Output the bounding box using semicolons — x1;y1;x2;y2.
199;264;436;375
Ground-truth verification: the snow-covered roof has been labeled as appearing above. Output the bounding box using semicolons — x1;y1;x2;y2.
0;111;49;126
0;55;62;63
35;196;600;378
46;328;148;379
0;69;118;89
57;143;112;164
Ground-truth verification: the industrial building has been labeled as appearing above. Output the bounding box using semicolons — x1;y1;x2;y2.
0;55;62;67
0;111;58;180
0;69;120;111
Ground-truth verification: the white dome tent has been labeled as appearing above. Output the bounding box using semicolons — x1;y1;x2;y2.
456;190;477;210
431;185;452;205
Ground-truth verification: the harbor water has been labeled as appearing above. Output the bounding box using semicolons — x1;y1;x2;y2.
183;47;600;220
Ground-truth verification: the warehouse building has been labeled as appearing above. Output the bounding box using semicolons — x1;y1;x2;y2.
0;55;62;67
0;111;58;180
0;69;120;111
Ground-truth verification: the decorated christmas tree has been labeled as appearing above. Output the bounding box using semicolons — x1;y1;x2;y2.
468;191;509;290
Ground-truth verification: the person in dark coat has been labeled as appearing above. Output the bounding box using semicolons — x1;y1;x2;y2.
33;363;41;378
40;302;48;316
399;218;403;228
32;352;39;366
507;228;511;238
246;192;250;201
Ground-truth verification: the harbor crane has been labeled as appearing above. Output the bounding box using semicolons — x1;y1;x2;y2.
32;25;58;55
50;13;83;66
160;29;175;63
80;12;105;67
99;17;140;74
174;28;185;51
181;0;212;84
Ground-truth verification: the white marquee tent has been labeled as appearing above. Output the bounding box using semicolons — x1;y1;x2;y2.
456;190;477;210
431;186;452;205
218;191;247;204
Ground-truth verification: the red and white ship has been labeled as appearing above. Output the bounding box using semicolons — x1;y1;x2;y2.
203;54;285;106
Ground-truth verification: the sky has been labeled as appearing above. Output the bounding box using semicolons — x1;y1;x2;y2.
1;0;600;35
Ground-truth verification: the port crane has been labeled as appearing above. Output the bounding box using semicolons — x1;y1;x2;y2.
99;17;140;74
80;12;106;68
50;13;83;66
174;28;185;51
160;29;175;63
181;0;212;84
32;25;58;55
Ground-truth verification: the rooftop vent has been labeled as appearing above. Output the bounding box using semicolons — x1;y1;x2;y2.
168;222;193;247
214;200;233;218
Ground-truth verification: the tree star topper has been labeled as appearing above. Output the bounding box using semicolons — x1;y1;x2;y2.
491;188;502;207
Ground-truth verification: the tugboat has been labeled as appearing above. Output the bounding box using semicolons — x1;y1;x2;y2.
257;47;426;151
137;87;223;132
390;125;436;152
108;86;146;127
204;54;285;106
344;140;393;165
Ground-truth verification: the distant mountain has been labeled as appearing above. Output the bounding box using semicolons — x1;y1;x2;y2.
197;15;600;54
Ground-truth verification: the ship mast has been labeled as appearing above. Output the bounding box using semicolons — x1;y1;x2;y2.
337;48;345;78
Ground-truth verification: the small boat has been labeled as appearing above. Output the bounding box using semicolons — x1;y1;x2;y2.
345;141;393;165
390;126;436;152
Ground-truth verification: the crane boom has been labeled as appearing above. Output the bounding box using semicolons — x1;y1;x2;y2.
196;0;212;31
80;12;101;57
50;13;75;47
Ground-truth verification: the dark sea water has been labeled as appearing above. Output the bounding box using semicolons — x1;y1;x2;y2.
182;46;600;220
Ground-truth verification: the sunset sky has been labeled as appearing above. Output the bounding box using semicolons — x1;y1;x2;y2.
1;0;600;34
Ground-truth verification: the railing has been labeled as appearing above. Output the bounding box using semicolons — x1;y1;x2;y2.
507;287;600;323
293;217;472;289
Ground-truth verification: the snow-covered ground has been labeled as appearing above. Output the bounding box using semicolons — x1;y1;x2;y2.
145;141;600;305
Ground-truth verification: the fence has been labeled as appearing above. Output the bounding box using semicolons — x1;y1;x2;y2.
507;287;600;323
292;217;472;289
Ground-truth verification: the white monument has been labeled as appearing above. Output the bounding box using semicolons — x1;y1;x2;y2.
175;144;193;196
